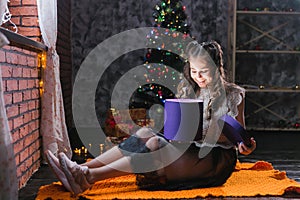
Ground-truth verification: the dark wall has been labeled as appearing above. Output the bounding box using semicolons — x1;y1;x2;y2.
57;0;73;129
71;0;229;74
70;0;230;127
70;0;300;131
234;0;300;129
235;0;300;87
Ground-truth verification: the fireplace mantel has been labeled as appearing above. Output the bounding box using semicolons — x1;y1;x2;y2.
0;27;47;53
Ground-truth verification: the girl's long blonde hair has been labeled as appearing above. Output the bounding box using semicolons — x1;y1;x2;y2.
176;40;228;120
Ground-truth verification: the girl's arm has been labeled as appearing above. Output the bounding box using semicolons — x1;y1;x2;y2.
236;95;245;127
236;95;256;155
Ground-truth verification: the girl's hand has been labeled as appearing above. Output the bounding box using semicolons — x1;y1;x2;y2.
238;137;256;155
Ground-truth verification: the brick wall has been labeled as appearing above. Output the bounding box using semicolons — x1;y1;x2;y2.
0;46;41;188
8;0;41;42
57;0;73;129
1;0;42;189
8;0;73;129
0;0;73;189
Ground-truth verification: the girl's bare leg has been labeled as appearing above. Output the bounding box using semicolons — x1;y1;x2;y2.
86;156;133;183
81;146;124;168
82;127;156;169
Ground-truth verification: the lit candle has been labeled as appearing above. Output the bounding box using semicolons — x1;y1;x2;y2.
100;144;104;155
74;148;80;155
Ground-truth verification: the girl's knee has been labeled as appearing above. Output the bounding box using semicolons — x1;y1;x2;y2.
146;137;159;151
135;127;155;139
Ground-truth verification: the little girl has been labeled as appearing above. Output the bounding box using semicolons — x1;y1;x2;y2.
46;40;256;195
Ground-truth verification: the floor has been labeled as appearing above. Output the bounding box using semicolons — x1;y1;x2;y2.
18;131;300;200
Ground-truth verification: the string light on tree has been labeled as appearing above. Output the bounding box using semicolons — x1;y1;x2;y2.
130;0;191;109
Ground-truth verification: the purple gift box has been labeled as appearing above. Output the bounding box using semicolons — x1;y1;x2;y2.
164;99;203;141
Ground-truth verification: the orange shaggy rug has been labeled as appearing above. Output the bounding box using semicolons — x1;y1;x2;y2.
36;161;300;200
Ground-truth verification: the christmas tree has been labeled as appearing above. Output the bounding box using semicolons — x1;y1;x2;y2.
130;0;190;109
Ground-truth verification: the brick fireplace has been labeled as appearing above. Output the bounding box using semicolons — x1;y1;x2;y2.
0;0;72;189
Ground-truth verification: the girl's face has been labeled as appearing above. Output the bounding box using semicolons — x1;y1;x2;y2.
189;57;213;88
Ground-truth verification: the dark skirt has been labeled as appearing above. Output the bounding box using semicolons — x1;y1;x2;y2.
119;134;237;191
